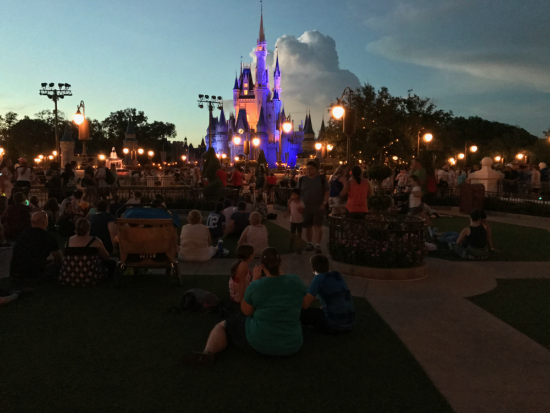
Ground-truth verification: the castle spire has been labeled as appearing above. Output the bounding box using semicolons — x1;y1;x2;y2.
258;1;266;43
274;47;280;77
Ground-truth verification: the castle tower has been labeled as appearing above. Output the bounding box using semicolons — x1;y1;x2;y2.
215;108;228;154
318;117;326;141
60;123;75;167
254;7;270;128
302;112;316;154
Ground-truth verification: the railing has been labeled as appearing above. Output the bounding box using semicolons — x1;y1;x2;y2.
328;213;426;268
274;187;294;207
27;186;241;210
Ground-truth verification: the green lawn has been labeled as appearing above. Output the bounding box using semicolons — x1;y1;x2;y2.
428;217;550;261
470;279;550;350
0;274;452;413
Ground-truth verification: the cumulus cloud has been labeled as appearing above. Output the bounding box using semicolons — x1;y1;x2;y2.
364;0;550;93
250;30;361;129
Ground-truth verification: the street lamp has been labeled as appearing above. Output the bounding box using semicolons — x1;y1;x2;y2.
327;144;333;152
138;148;144;155
73;101;90;156
233;136;241;146
458;153;465;160
148;150;154;163
52;151;58;157
181;155;187;162
315;142;322;151
40;82;72;161
470;145;478;153
516;153;524;160
331;87;355;164
252;138;260;161
423;133;433;143
98;154;106;161
494;156;502;162
123;148;129;155
197;94;223;147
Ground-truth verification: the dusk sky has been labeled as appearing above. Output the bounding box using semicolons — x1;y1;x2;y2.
1;0;548;147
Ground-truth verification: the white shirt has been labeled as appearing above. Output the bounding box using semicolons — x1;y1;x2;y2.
409;186;422;208
289;200;305;223
437;169;448;183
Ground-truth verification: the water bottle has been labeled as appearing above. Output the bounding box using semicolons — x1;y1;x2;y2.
217;239;224;257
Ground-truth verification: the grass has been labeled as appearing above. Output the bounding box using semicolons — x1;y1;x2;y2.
427;216;550;261
470;279;550;350
0;274;452;413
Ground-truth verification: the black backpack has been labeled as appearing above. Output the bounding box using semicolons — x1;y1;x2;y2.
178;289;225;315
104;168;115;185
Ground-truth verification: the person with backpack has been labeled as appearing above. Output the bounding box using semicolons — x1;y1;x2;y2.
184;247;306;365
297;161;329;254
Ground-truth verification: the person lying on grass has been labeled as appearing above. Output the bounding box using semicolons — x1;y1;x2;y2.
184;247;307;365
229;244;254;304
301;254;356;333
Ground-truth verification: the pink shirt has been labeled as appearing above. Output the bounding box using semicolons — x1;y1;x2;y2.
346;178;370;213
289;200;305;223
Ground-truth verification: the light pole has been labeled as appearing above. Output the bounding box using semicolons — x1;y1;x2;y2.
39;83;72;161
197;94;223;148
148;150;154;164
252;138;260;161
278;114;292;163
416;131;433;158
73;100;90;156
331;87;355;164
315;142;328;165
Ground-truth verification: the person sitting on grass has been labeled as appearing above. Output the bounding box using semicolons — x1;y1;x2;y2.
178;210;217;262
1;192;31;241
431;210;496;252
225;201;250;237
438;209;488;259
206;202;226;240
59;218;116;286
229;244;254;303
301;254;356;333
56;201;79;237
89;200;117;254
184;247;307;365
222;199;234;224
10;211;62;280
237;212;268;257
284;188;305;254
253;195;268;220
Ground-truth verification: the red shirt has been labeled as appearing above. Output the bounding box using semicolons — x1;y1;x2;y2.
232;170;242;186
216;169;227;187
267;176;277;185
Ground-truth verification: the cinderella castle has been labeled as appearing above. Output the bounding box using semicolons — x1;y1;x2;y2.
205;9;317;168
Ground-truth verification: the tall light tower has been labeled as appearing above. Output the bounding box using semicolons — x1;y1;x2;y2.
39;83;72;161
197;95;223;148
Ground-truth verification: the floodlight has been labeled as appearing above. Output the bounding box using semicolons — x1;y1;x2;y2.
49;83;54;87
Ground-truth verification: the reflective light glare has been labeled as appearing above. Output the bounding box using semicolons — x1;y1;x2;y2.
315;143;322;150
282;122;292;133
233;136;241;145
470;145;478;153
458;153;465;159
73;112;84;125
495;156;501;162
138;148;144;155
123;148;129;154
423;133;433;142
332;106;345;120
252;138;260;146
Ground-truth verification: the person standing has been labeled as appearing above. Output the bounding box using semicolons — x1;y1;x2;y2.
410;159;427;195
340;166;371;214
0;158;14;198
328;164;348;214
231;166;243;192
95;161;109;200
297;161;329;254
14;158;32;197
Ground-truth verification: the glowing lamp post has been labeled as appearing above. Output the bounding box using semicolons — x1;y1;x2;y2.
252;138;260;160
138;148;144;155
494;156;502;163
98;154;106;161
181;155;187;163
73;101;90;156
148;150;154;163
39;82;72;161
331;87;355;164
516;153;524;160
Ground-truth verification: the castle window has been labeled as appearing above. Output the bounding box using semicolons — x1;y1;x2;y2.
244;83;248;88
244;90;248;95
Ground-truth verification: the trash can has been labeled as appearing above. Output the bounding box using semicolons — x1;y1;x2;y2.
460;183;485;214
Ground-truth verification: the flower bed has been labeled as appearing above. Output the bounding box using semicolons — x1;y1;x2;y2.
328;213;427;269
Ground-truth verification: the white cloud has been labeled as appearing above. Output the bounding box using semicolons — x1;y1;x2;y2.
250;30;361;130
364;0;550;93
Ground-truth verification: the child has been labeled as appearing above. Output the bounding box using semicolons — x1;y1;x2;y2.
237;212;268;257
229;244;255;303
284;188;305;254
301;254;356;333
253;195;267;220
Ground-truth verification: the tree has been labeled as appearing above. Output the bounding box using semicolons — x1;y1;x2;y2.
367;127;394;164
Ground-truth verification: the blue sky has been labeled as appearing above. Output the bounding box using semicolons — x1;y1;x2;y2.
1;0;548;147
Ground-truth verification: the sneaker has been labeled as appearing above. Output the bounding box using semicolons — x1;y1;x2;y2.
305;243;314;251
314;245;322;254
182;351;215;366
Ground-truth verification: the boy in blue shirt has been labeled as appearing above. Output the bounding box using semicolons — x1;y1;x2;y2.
301;254;356;333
